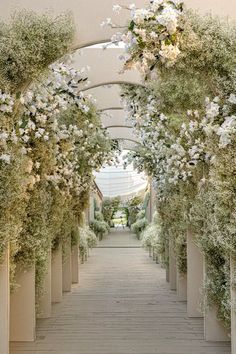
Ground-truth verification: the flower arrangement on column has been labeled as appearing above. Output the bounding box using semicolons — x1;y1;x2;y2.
106;0;236;327
0;10;75;266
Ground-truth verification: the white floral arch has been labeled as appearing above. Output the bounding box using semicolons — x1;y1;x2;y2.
2;0;235;148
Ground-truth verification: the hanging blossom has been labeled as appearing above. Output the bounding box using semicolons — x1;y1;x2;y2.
0;60;115;197
19;62;115;196
122;84;236;203
0;90;15;113
121;86;215;197
0;62;89;165
199;95;236;150
104;0;183;74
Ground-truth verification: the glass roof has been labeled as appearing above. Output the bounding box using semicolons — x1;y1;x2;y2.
94;150;148;198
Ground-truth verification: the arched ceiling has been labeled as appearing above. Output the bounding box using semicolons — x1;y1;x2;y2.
88;85;123;111
101;110;130;128
73;48;142;89
72;47;141;148
1;0;236;153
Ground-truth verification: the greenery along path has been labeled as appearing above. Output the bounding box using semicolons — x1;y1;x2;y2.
11;230;230;354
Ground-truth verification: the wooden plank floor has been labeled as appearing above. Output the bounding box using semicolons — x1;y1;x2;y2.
11;229;231;354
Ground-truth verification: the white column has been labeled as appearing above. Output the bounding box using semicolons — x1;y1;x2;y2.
231;255;236;353
187;229;203;317
204;258;230;342
62;237;72;292
51;245;62;303
177;271;187;301
169;242;177;291
0;246;9;354
10;266;36;342
38;249;51;318
204;305;230;341
71;245;79;284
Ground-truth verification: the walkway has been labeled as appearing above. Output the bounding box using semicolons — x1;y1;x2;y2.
11;229;231;354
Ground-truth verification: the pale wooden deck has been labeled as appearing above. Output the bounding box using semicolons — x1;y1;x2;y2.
11;229;231;354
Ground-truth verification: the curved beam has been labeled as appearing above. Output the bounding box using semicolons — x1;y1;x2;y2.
106;125;132;129
82;81;145;92
115;138;140;145
71;39;111;52
99;107;124;112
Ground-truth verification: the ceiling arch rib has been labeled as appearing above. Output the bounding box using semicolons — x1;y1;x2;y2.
101;109;129;128
86;85;123;111
82;81;145;92
99;107;123;112
106;125;133;129
72;48;142;89
107;126;139;143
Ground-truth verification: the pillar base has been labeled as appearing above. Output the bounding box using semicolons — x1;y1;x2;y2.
62;238;72;292
187;229;203;318
169;242;177;291
51;245;62;303
38;249;51;318
177;271;187;301
0;246;9;354
71;245;79;284
205;305;230;342
10;266;36;342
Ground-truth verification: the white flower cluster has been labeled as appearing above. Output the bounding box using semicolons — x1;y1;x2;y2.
0;90;15;113
107;0;183;73
0;60;115;197
124;86;236;201
201;96;236;149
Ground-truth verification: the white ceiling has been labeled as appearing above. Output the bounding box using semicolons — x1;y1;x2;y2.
94;151;148;198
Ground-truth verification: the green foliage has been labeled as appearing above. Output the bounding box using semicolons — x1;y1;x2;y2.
131;209;148;239
94;211;104;222
89;211;109;240
102;196;121;225
151;11;236;114
0;10;74;92
126;195;143;226
141;213;161;253
79;225;98;263
0;10;75;268
190;182;232;328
